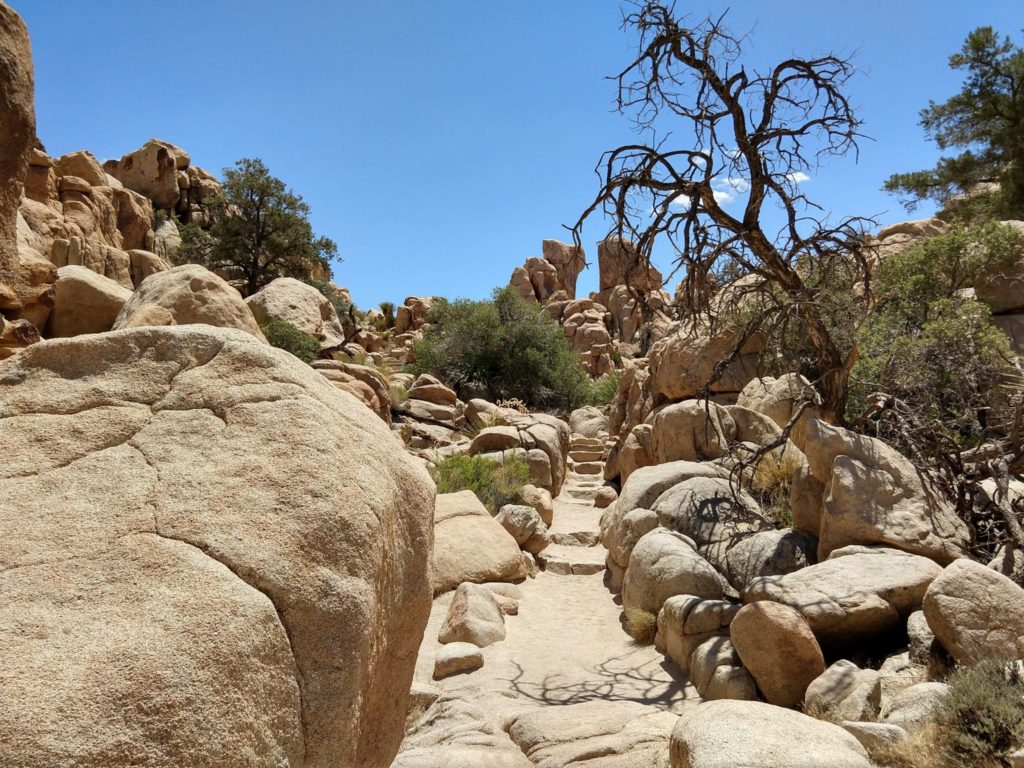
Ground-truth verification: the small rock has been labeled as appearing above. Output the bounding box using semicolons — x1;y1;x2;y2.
841;721;908;753
437;583;506;648
594;485;618;508
881;682;949;732
433;643;484;680
805;660;881;722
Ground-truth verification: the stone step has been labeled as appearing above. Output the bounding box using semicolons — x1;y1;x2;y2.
571;461;604;475
569;449;604;462
550;530;601;547
536;544;607;575
570;438;604;450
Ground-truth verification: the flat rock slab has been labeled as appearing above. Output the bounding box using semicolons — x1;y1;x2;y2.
537;544;608;575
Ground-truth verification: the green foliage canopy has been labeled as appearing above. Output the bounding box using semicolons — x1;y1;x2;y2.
176;158;339;295
261;319;321;364
885;27;1024;218
412;286;591;410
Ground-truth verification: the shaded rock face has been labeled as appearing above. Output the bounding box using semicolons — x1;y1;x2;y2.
0;1;34;281
0;326;435;768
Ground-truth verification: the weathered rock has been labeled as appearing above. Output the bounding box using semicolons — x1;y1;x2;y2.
46;265;132;337
518;484;553;527
54;150;108;187
508;700;676;768
50;236;133;288
495;504;551;555
245;277;345;349
655;595;739;673
745;549;942;648
730;601;825;708
113;264;267;342
432;644;485;680
989;543;1024;581
104;139;189;210
689;635;757;701
841;722;907;753
0;325;435;768
0;0;35;286
653;476;769;570
622;529;727;615
540;239;587;299
601;460;730;572
437;583;506;648
737;374;820;429
648;325;760;401
569;405;608;438
922;558;1024;664
407;373;457;406
669;700;871;767
881;682;949;732
799;419;969;564
722;529;816;592
431;490;528;594
649;399;733;465
595;485;618;509
805;660;881;721
127;248;168;288
790;464;825;538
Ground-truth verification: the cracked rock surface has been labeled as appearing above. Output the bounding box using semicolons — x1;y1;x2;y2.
0;325;435;768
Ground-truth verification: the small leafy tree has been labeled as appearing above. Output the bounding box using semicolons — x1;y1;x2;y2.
849;222;1020;448
412;286;590;410
379;301;396;329
177;158;339;295
885;27;1024;218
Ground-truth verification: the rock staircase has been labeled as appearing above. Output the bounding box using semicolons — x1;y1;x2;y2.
536;433;611;576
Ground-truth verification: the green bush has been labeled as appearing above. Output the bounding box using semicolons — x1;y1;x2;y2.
411;286;591;411
430;454;530;513
585;371;622;406
847;222;1019;446
261;319;321;363
936;660;1024;765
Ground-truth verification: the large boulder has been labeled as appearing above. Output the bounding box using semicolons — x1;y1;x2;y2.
799;419;969;564
722;529;816;592
648;325;760;401
431;490;528;594
622;528;728;615
245;277;345;349
922;558;1024;664
541;239;586;299
569;405;608;438
103;139;189;210
737;373;820;429
669;700;871;767
745;548;942;648
0;325;435;768
649;399;733;464
730;601;825;708
46;264;132;337
113;263;267;342
805;660;882;722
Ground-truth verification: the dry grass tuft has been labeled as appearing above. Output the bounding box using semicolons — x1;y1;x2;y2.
623;606;658;644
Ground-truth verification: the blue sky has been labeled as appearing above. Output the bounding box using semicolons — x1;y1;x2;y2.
14;1;1023;309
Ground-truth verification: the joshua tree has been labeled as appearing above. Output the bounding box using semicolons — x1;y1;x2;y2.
574;4;874;421
379;301;395;329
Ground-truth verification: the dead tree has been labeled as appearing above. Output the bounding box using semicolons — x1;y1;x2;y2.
573;3;875;421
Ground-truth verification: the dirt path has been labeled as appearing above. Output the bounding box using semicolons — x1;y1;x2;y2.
394;437;697;766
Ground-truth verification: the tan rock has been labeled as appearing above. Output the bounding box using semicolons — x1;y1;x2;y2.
541;239;586;299
53;150;108;187
437;583;506;647
730;601;825;708
650;399;734;464
407;373;457;405
805;660;881;721
0;325;435;768
648;324;760;400
46;265;132;337
737;373;820;429
431;490;528;594
518;484;553;527
622;528;727;615
113;264;267;342
104;139;189;210
50;236;132;288
432;643;485;680
127;248;169;287
922;558;1024;664
245;276;345;349
744;549;942;649
495;504;551;555
799;418;969;564
669;700;871;767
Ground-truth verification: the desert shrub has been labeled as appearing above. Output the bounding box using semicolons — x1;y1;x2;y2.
389;382;408;404
848;222;1020;448
430;454;530;513
936;660;1024;765
411;286;591;410
261;320;320;363
586;371;622;406
623;606;658;644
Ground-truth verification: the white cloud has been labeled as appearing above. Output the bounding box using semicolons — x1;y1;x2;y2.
786;171;811;184
723;177;751;193
671;193;692;207
713;189;734;204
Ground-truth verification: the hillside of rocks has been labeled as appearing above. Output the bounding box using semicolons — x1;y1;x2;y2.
3;3;1024;768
